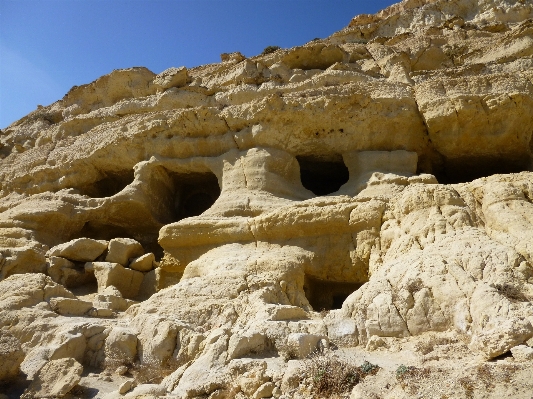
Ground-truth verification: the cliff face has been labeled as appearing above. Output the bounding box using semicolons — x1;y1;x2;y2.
1;0;533;398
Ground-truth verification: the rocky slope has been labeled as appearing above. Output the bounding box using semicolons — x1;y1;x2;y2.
1;0;533;398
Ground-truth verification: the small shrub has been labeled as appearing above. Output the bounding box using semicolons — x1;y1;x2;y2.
396;364;416;380
360;360;379;375
262;45;281;55
395;364;430;394
302;353;379;397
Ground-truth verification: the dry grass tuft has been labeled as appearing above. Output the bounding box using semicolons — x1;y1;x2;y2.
301;352;379;398
395;364;431;394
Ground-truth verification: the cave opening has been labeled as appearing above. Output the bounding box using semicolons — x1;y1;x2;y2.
434;155;531;184
80;170;135;198
303;275;363;311
297;156;350;195
170;171;221;220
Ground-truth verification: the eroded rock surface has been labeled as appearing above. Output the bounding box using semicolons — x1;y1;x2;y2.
1;0;533;397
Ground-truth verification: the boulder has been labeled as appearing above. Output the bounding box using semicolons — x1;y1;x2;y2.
105;238;144;266
253;382;275;399
49;297;93;316
326;318;359;347
118;379;134;394
85;262;143;299
286;333;325;359
21;329;87;380
469;318;533;359
128;252;155;272
23;358;83;398
47;238;108;262
228;331;267;359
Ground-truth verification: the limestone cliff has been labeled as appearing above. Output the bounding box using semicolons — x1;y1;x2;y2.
1;0;533;398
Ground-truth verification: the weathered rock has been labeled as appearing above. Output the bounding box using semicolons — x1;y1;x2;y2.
235;363;269;397
253;382;275;399
85;262;143;298
128;252;155;272
136;266;182;300
469;318;533;359
0;332;24;382
93;285;135;312
47;255;95;288
24;358;83;398
511;345;533;361
2;0;533;396
104;327;138;366
228;331;267;359
286;333;325;359
47;238;108;262
47;256;75;283
366;335;387;351
153;66;189;90
105;238;144;266
281;360;302;391
49;297;93;316
118;379;134;394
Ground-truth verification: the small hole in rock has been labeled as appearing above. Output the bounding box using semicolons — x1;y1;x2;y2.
297;155;349;195
303;275;363;311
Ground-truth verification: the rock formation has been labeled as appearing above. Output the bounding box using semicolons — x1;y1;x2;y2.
1;0;533;397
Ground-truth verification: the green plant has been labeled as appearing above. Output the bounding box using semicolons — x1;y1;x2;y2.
396;364;416;379
262;45;281;55
360;360;379;374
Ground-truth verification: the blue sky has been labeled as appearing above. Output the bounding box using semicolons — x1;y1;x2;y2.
0;0;395;128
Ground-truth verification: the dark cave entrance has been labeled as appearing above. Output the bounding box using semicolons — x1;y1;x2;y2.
170;171;221;220
433;155;531;184
297;156;350;195
79;170;135;198
303;275;364;311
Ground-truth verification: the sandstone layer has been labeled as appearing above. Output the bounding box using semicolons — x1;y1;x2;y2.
1;0;533;398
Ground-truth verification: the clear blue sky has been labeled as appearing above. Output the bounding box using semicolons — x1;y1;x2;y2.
0;0;394;128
